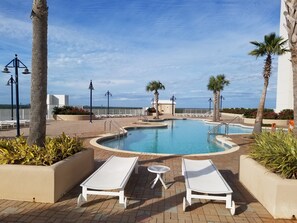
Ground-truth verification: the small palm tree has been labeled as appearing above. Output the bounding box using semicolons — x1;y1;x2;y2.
249;33;288;133
284;0;297;134
28;0;48;146
207;74;230;122
146;81;165;119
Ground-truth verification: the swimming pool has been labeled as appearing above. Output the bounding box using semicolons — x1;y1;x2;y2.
100;119;252;155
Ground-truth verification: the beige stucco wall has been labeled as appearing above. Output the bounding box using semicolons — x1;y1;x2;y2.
243;118;288;127
158;104;175;115
220;113;243;119
239;155;297;219
54;115;94;121
0;148;94;203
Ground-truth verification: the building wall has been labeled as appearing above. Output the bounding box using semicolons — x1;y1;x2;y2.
276;0;293;112
152;100;176;115
47;94;69;119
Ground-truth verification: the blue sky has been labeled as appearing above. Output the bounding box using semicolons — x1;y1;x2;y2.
0;0;281;108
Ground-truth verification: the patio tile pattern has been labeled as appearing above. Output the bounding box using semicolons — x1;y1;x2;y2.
0;117;296;223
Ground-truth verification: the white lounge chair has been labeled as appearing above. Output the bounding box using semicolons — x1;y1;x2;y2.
77;155;138;208
182;158;235;215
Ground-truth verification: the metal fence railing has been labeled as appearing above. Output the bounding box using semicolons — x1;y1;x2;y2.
0;107;211;121
0;109;30;121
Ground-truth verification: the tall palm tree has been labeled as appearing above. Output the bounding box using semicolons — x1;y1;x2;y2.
284;0;297;134
146;81;165;119
216;75;230;120
27;0;48;146
249;33;288;134
207;74;229;122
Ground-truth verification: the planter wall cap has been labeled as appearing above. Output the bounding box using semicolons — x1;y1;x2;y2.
54;114;95;121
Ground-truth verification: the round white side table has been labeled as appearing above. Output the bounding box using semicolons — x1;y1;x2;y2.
147;165;170;189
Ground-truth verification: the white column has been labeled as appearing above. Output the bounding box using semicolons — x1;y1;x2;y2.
276;0;293;112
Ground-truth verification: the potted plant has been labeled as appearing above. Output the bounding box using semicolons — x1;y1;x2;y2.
0;133;94;203
52;106;94;121
146;107;156;116
239;131;297;219
243;109;293;126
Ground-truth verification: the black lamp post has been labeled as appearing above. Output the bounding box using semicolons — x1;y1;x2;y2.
170;95;176;115
220;95;225;110
208;97;212;113
2;54;30;137
6;75;16;120
105;90;112;115
88;80;94;123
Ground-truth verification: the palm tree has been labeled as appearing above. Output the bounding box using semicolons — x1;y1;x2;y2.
27;0;48;146
284;0;297;134
249;33;288;134
146;81;165;119
207;74;230;122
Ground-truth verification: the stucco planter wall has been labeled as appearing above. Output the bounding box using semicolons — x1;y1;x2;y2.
220;113;243;119
243;118;288;126
239;155;297;219
54;114;94;121
0;148;94;203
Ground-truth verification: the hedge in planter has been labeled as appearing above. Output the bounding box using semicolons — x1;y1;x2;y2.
0;134;94;203
250;130;297;179
52;105;90;115
240;131;297;219
0;133;84;165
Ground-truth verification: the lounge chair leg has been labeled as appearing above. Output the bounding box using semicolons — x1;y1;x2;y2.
124;197;127;209
77;193;87;207
119;190;125;204
183;197;187;212
230;201;235;215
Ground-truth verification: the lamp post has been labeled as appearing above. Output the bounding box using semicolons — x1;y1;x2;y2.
208;97;212;113
170;95;176;116
105;90;112;115
2;54;30;137
88;80;94;123
220;95;225;110
6;75;15;120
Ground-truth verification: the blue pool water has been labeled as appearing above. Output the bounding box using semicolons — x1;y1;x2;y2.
100;120;252;154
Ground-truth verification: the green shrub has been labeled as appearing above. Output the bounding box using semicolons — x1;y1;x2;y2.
52;106;90;115
147;107;156;113
222;108;251;114
278;109;293;120
223;108;293;120
250;131;297;179
0;133;84;166
243;109;257;118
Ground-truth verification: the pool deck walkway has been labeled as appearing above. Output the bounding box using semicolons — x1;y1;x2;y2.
0;116;296;223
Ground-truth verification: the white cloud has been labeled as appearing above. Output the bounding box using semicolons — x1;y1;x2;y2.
0;0;281;108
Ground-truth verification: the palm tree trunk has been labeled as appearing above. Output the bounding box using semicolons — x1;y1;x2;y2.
253;77;269;133
27;0;48;146
216;91;221;121
291;47;297;134
212;92;217;122
155;92;159;119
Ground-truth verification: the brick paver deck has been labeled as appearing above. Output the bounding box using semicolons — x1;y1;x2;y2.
0;117;296;223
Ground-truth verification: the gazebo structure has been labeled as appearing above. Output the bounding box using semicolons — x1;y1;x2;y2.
151;100;176;115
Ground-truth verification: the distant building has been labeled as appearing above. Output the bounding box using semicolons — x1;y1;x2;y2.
47;94;69;119
276;1;293;112
151;100;176;115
